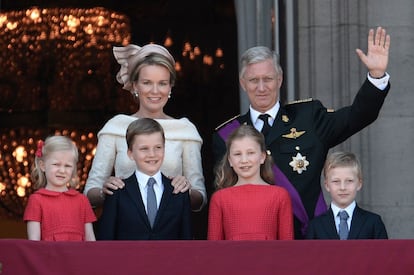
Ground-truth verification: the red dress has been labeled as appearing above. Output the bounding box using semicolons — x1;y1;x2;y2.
208;184;294;240
23;188;96;241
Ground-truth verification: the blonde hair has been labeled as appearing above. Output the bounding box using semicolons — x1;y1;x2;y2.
31;135;79;189
323;151;362;180
214;125;274;189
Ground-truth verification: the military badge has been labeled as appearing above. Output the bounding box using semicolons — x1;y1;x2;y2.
282;128;306;139
282;115;289;122
289;152;309;174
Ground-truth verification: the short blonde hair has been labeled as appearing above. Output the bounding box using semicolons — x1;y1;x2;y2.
323;151;362;180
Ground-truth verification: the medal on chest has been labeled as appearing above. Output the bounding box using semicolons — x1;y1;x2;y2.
289;152;309;174
283;128;309;174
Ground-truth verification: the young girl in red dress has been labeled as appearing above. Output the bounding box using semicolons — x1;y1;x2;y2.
208;125;294;240
23;136;96;241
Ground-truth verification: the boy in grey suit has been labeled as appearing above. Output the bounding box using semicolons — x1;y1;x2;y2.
306;151;387;240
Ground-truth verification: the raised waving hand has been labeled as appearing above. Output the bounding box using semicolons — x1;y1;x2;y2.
356;26;391;78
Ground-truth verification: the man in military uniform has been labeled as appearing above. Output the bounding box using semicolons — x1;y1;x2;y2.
212;27;391;239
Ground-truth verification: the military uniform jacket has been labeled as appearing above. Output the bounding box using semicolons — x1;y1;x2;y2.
212;78;390;238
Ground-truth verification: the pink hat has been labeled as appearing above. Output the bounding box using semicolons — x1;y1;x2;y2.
113;44;175;92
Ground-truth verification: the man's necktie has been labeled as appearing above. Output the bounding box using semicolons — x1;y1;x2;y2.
258;114;271;136
147;177;157;228
338;210;349;240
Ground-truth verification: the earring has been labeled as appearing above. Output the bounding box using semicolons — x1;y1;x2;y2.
168;92;171;99
133;91;139;100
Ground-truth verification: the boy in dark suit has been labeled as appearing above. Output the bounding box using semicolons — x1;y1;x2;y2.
98;118;192;240
306;151;388;240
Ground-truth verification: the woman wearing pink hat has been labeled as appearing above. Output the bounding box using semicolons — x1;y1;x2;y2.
84;44;206;213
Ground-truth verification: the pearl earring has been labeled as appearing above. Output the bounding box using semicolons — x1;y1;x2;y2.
133;91;139;99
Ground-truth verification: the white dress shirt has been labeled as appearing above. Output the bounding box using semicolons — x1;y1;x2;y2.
136;170;164;213
250;101;280;132
331;201;356;233
367;72;390;90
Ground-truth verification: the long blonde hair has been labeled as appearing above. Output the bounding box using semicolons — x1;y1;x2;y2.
31;135;79;189
214;125;274;189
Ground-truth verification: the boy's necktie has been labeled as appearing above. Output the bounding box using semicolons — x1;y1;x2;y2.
147;177;157;228
338;210;349;240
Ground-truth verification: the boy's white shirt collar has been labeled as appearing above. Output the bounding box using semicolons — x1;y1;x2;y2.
331;200;356;220
136;170;163;189
135;169;163;211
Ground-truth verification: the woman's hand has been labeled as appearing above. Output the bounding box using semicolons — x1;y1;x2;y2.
170;176;203;211
171;175;191;194
102;176;125;195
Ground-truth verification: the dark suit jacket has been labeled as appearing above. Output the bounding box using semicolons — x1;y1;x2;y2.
97;173;192;240
305;205;388;239
212;79;390;238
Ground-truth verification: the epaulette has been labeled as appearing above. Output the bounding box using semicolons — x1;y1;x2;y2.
286;98;313;105
215;114;241;131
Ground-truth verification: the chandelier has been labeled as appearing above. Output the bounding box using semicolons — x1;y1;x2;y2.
0;6;130;49
0;6;131;112
0;6;131;219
